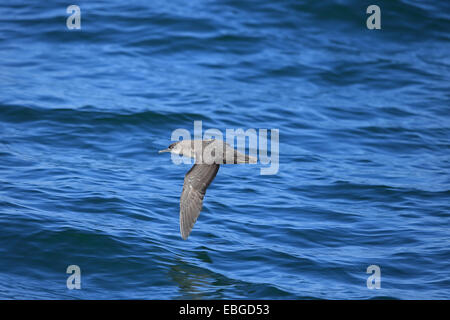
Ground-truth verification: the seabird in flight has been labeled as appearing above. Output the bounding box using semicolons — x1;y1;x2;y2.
159;139;257;240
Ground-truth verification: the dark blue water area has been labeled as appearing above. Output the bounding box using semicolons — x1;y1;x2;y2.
0;0;449;299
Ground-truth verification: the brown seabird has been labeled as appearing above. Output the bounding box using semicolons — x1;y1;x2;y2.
159;139;257;239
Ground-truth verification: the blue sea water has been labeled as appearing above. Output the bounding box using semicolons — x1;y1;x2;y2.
0;0;449;299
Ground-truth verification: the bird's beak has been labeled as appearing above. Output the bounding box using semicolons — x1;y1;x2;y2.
158;148;170;154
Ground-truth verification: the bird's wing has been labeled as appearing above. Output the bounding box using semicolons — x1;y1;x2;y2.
179;163;220;239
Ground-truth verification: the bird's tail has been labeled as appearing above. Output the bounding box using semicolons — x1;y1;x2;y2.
225;150;258;164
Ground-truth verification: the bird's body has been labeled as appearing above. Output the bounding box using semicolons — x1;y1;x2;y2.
159;139;257;239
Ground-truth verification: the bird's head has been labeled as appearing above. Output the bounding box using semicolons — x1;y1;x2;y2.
159;141;182;155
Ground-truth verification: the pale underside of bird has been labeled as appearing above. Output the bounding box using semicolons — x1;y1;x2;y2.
159;139;257;240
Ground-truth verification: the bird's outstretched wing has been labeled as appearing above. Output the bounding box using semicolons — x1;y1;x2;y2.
179;164;220;239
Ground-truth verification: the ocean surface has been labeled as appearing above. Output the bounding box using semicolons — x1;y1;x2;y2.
0;0;449;299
